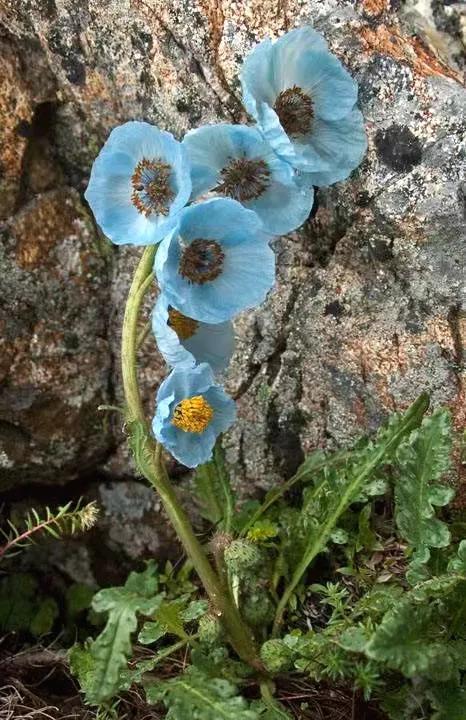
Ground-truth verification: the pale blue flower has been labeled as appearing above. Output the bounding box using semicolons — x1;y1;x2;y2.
152;363;236;467
154;198;275;323
183;124;313;235
241;26;366;186
85;121;191;245
152;294;234;375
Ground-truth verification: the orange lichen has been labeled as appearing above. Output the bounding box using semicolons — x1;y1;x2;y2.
358;25;463;84
12;192;77;270
361;0;388;17
0;45;34;217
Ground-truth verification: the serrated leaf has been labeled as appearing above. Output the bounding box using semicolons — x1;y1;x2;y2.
194;445;235;531
145;667;258;719
365;599;454;680
277;394;429;618
84;563;163;704
395;410;454;581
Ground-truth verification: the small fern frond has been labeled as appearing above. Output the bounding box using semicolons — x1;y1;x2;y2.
0;499;99;562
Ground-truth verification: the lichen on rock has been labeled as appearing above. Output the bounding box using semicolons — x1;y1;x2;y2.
0;0;464;496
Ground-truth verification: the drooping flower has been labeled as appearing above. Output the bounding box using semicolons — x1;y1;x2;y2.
154;198;275;324
183;124;313;235
85;121;191;245
152;363;236;467
241;26;367;187
152;294;234;375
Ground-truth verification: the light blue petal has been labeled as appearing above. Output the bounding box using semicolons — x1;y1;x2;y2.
152;295;234;374
296;108;367;187
241;28;363;177
85;121;191;246
183;320;234;375
183;124;236;197
205;386;237;434
272;26;329;91
248;178;314;235
155;199;275;323
183;124;311;234
241;38;276;117
286;51;357;122
152;364;235;467
152;295;195;370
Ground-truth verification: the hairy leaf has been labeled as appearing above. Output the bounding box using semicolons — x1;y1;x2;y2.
84;562;163;704
365;599;454;680
276;394;429;617
395;410;454;582
145;667;258;719
194;445;235;531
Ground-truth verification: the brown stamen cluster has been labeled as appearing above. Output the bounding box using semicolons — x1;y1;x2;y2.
179;239;224;285
168;307;199;340
274;85;313;136
131;158;174;216
216;157;271;202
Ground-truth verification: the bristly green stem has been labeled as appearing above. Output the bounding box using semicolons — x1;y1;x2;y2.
121;246;262;671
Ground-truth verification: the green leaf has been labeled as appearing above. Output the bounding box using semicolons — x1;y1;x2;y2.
138;621;167;645
69;643;100;699
430;681;466;719
339;626;369;653
394;409;454;582
66;583;95;617
278;394;429;610
365;598;454;680
194;445;235;531
145;667;258;719
157;599;190;639
30;597;58;636
252;698;294;718
84;563;163;704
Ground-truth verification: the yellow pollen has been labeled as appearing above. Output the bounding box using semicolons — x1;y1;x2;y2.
172;395;214;433
168;308;199;341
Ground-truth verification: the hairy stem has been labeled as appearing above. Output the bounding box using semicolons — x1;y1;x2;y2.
121;246;262;670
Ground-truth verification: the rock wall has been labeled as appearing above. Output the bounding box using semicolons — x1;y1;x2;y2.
1;0;465;496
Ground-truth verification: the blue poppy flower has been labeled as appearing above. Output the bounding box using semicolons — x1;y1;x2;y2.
152;362;236;467
241;26;367;185
152;294;234;375
154;198;275;323
182;124;313;235
85;121;191;245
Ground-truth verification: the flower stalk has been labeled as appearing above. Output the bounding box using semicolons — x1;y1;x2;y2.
121;246;262;671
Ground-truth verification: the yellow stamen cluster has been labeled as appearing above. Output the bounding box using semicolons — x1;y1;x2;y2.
172;395;214;433
168;308;199;341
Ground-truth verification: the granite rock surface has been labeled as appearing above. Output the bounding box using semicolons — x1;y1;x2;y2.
0;0;464;498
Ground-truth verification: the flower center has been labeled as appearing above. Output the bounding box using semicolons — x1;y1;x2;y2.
273;85;313;136
131;158;175;217
172;395;214;433
178;238;224;285
216;157;271;202
168;307;199;340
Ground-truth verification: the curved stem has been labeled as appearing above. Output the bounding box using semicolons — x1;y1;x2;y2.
121;246;156;424
121;246;262;671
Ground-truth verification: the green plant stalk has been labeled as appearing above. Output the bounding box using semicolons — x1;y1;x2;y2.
272;394;429;634
121;246;262;671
